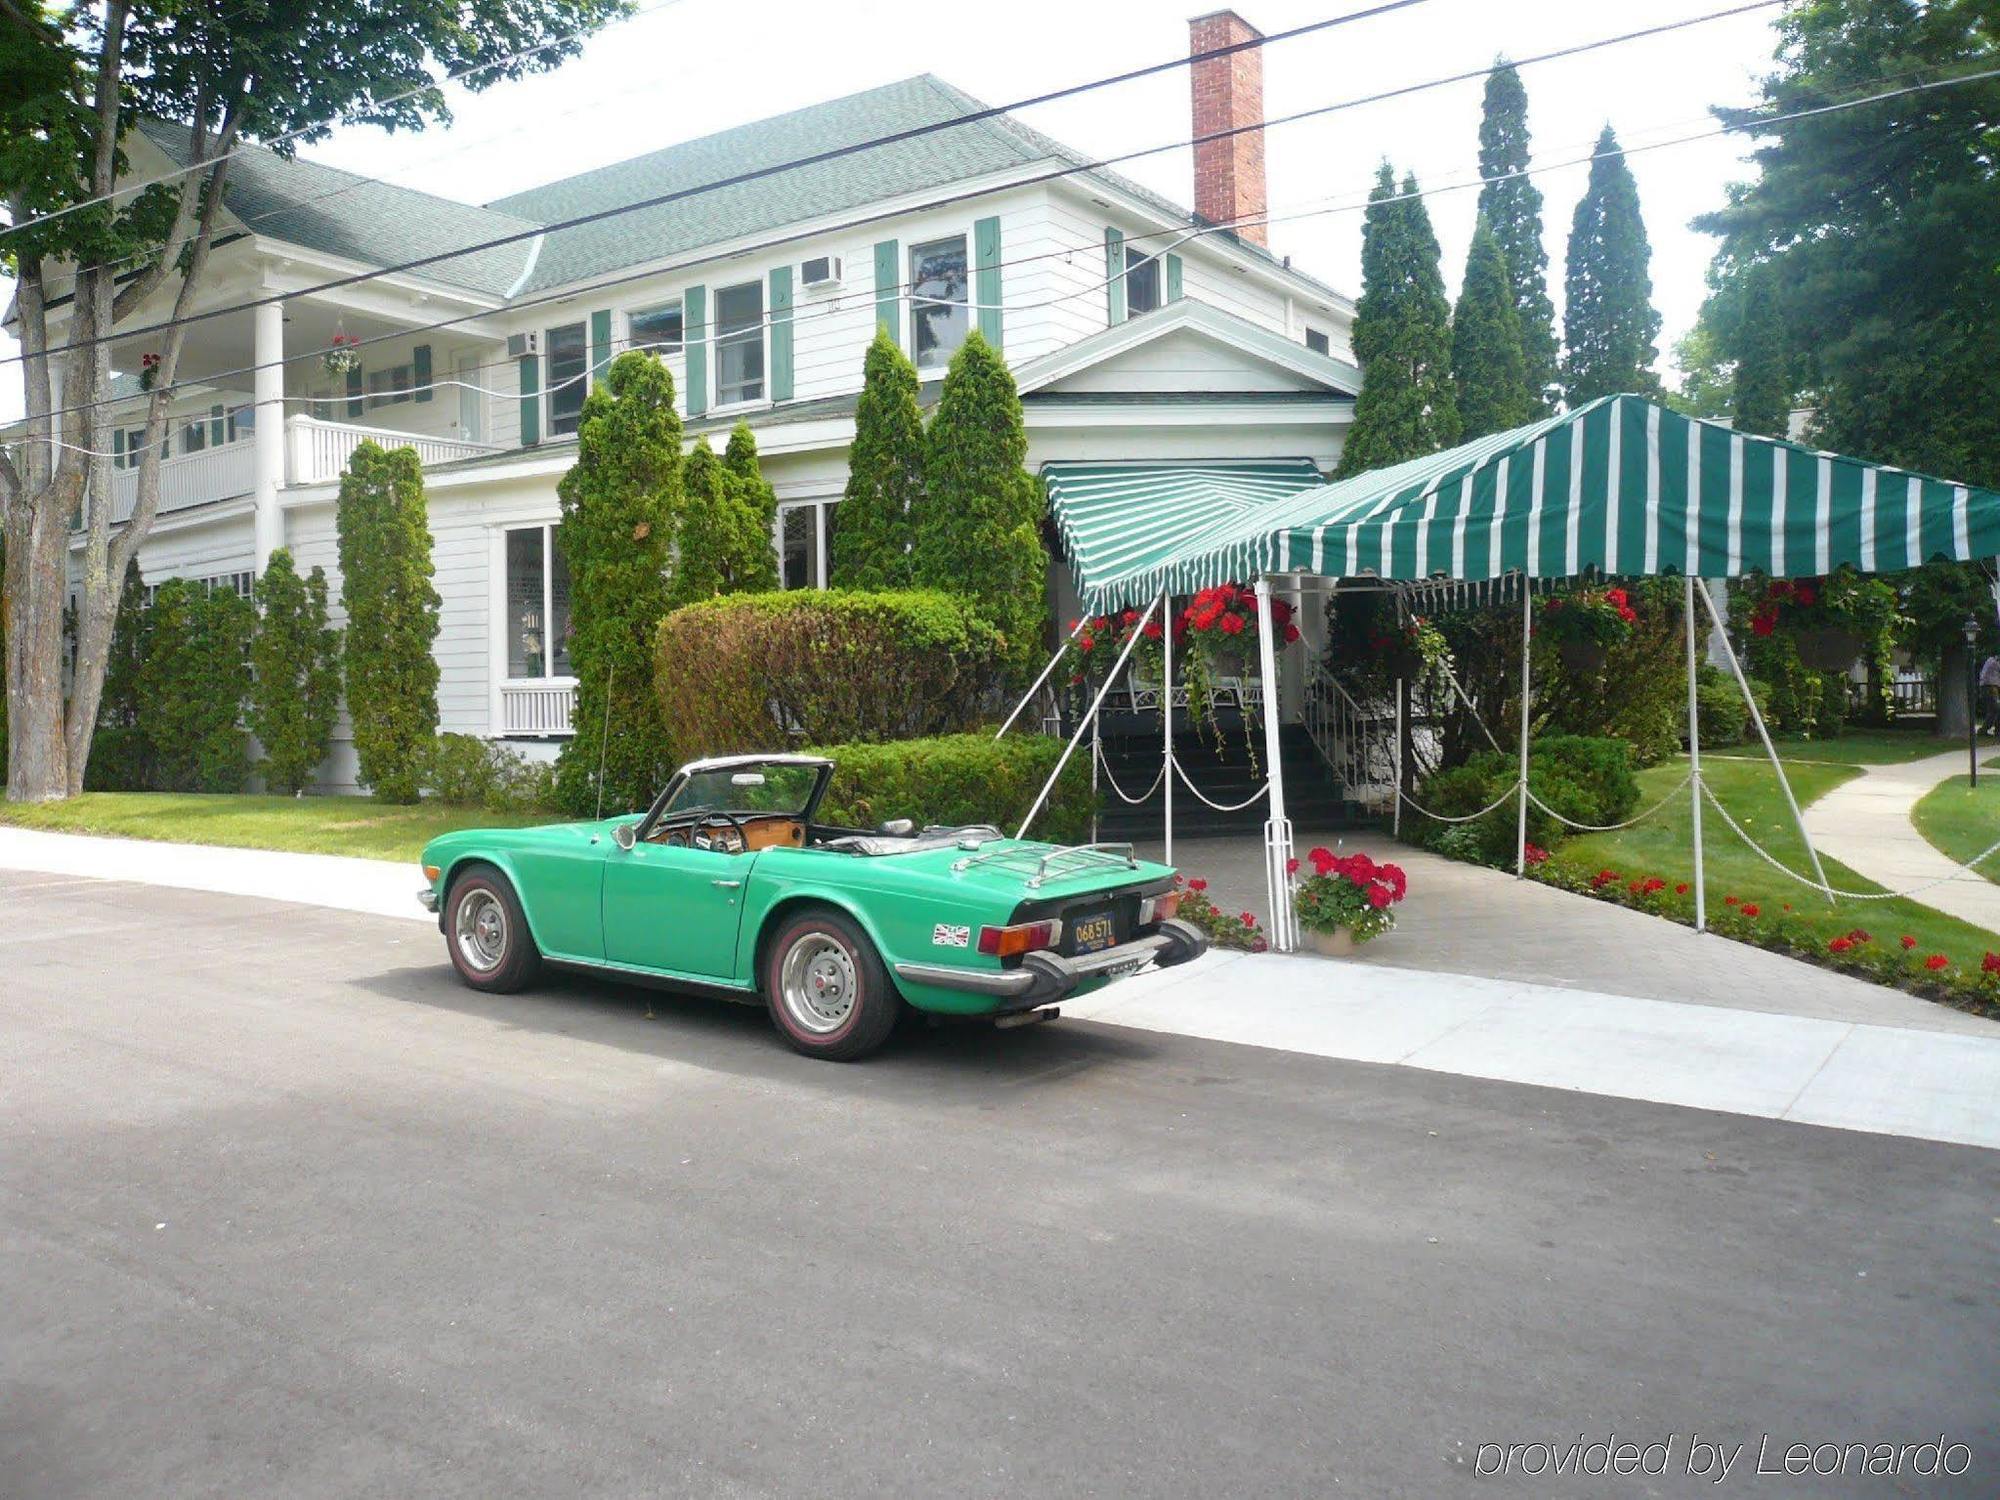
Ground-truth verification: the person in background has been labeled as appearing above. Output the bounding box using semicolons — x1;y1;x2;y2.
1979;651;2000;735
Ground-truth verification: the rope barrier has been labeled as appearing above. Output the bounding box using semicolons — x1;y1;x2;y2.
1698;781;2000;903
1525;774;1693;833
1092;744;1167;806
1396;782;1519;824
1172;757;1271;812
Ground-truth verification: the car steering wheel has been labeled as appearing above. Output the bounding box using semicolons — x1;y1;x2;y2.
693;811;749;853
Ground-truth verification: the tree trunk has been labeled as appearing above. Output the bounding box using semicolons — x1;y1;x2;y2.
1937;643;1972;740
4;478;78;801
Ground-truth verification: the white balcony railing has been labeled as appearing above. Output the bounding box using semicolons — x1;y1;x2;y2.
286;415;501;485
111;440;256;522
500;679;577;737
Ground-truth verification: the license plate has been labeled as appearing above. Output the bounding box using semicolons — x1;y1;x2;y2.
1072;913;1116;954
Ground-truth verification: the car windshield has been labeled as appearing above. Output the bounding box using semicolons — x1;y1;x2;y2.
663;763;822;819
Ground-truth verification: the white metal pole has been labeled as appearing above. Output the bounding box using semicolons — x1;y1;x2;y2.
1255;578;1295;952
1696;577;1833;902
995;613;1090;740
1161;589;1175;867
1016;596;1160;839
1684;575;1706;933
1392;682;1404;839
1090;711;1101;844
1515;577;1532;878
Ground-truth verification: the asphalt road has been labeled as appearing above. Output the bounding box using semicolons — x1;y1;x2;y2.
3;871;1997;1499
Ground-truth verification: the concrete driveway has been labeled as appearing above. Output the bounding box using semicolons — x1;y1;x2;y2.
4;873;1996;1498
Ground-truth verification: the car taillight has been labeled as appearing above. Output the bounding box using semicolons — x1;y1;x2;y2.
977;918;1064;958
1139;891;1180;925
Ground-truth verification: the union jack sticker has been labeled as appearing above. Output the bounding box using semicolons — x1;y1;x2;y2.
932;923;971;949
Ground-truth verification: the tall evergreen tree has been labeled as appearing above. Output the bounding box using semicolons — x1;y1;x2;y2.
912;329;1048;682
1562;126;1664;405
831;329;925;589
553;352;682;816
720;422;781;593
1336;165;1460;478
1729;266;1790;438
336;442;440;804
138;579;254;793
1476;60;1559;413
667;437;779;608
85;562;152;791
250;549;342;794
1451;217;1533;441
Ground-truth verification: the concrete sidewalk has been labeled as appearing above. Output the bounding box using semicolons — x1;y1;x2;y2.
1803;748;2000;933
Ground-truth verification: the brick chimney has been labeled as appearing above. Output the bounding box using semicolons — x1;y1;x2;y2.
1189;10;1268;246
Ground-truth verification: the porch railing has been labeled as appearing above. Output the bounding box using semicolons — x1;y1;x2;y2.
110;440;256;522
286;415;501;485
1305;666;1396;811
500;679;577;737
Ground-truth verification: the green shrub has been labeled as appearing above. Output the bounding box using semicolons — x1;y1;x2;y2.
250;549;342;793
422;733;556;813
808;733;1096;845
1414;734;1639;864
657;589;1004;758
137;579;253;792
84;561;152;791
1695;665;1775;747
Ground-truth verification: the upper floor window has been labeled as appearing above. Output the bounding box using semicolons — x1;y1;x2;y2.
910;235;969;368
1304;327;1331;356
1126;249;1162;317
714;282;764;406
226;403;256;443
504;525;572;680
546;321;589;436
629;302;683;359
367;365;414;410
180;420;207;456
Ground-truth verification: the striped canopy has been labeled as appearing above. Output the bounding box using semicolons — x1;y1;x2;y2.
1042;459;1325;606
1084;395;2000;609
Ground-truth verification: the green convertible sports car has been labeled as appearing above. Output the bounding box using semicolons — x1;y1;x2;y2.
418;752;1207;1060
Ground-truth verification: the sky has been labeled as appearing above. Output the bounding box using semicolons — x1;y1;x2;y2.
1;0;1787;422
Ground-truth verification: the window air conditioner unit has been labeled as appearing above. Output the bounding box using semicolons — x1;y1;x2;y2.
800;255;843;290
506;331;539;358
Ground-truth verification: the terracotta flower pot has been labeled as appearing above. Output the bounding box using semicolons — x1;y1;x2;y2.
1308;926;1358;957
1558;638;1608;672
1793;626;1862;673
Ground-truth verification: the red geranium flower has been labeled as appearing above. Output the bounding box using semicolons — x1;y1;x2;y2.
1674;882;1689;895
1724;895;1739;906
1848;929;1871;944
1740;903;1760;917
1925;954;1949;971
1219;613;1246;636
1077;636;1095;652
1187;877;1207;892
1285;857;1300;875
1828;937;1854;953
1283;623;1301;644
1239;911;1258;927
1143;621;1163;639
1982;952;2000;975
1366;884;1392;909
1900;935;1917;950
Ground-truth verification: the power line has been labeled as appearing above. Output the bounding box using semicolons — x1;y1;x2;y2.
8;0;1436;368
27;53;1996;440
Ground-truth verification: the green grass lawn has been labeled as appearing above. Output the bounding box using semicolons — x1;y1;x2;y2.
1713;728;1958;767
1910;772;2000;888
0;793;554;864
1545;752;2000;959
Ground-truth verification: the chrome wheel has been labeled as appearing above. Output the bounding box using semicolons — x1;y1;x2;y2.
778;933;858;1036
455;889;508;973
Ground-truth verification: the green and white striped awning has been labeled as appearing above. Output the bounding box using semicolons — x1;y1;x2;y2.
1042;459;1324;607
1086;395;2000;608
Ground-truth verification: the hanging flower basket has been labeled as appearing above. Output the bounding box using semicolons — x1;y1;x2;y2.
1385;643;1423;679
1793;626;1864;672
1558;638;1610;672
1539;586;1637;671
138;352;161;391
322;332;362;377
1745;573;1893;672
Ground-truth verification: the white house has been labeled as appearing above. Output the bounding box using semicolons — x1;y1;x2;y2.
18;11;1358;789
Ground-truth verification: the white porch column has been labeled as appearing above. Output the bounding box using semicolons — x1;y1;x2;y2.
252;300;286;571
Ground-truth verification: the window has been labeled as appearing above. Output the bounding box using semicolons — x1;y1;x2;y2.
629;302;684;358
367;364;413;410
226;404;256;443
505;526;573;680
546;321;589;436
909;235;969;368
114;427;148;468
713;283;764;405
1126;249;1162;317
181;419;207;456
1305;327;1331;356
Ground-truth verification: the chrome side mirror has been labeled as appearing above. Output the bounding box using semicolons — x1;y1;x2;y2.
612;822;638;851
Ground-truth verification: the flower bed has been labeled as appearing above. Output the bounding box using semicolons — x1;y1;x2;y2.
1173;875;1266;952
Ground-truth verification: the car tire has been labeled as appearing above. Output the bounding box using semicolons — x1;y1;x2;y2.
762;907;900;1061
444;865;542;993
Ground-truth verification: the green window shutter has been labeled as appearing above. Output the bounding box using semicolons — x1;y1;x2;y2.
518;352;540;446
874;239;900;347
113;428;125;467
768;266;794;403
974;215;1003;348
1165;253;1184;303
588;310;612;386
683;284;708;416
345;367;364;418
1105;228;1127;325
413;344;433;404
209;403;225;444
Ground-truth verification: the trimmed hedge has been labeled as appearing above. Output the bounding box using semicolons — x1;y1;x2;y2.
422;733;557;813
656;589;1003;758
1415;734;1640;866
808;733;1095;845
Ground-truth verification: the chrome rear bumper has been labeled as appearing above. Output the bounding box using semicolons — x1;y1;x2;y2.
417;887;439;913
894;919;1208;1011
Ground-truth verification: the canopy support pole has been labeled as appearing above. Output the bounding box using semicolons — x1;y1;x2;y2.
1255;578;1296;952
995;614;1090;741
1515;577;1532;878
1161;591;1175;867
1684;576;1706;933
1017;595;1161;840
1696;577;1833;904
1090;713;1101;844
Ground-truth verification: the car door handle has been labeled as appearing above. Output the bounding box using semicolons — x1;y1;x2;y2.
712;878;742;889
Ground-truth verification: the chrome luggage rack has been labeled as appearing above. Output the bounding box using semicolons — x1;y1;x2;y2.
951;841;1139;888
